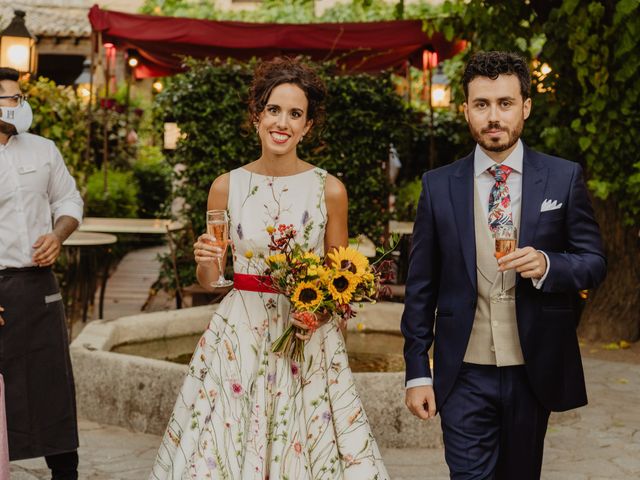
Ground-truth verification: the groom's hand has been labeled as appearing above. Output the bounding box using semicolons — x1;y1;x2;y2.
405;385;436;420
498;246;547;279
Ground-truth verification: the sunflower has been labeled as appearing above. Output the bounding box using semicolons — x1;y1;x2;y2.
307;264;327;279
265;253;286;266
327;246;369;277
302;251;322;264
326;270;359;304
291;281;323;310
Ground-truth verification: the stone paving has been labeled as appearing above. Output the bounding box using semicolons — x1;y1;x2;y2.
11;357;640;479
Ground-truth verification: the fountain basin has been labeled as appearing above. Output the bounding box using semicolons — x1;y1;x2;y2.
70;303;443;448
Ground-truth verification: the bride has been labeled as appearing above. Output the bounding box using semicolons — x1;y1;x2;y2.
150;57;389;479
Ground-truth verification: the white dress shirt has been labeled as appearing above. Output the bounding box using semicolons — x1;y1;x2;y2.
406;140;549;389
0;133;83;269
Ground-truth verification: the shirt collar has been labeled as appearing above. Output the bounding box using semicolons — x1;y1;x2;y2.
474;139;523;177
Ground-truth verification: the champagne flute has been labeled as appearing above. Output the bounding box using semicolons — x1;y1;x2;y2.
206;210;234;288
492;225;517;303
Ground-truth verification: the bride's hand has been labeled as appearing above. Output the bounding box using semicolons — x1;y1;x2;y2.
290;311;332;341
193;234;226;266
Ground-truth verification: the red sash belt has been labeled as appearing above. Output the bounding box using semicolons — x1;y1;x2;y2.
233;273;277;293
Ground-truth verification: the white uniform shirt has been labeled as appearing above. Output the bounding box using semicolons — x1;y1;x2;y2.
0;133;83;269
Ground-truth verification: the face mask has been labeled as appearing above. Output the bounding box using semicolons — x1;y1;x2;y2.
0;101;33;134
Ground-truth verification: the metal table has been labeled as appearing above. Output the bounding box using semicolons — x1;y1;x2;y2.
63;231;118;322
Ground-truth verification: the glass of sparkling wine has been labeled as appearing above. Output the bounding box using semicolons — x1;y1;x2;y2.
493;225;517;303
206;209;233;288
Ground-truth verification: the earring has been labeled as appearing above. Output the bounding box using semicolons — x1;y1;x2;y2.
254;123;259;133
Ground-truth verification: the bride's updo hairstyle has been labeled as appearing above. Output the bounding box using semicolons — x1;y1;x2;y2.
248;57;327;136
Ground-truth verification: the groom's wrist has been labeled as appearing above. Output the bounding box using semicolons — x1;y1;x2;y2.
406;377;433;389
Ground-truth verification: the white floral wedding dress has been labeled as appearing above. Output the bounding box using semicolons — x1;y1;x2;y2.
150;166;389;479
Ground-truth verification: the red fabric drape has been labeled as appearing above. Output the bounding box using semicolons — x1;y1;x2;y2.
88;5;466;78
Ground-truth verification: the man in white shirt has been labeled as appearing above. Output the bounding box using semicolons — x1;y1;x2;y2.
0;67;83;479
401;52;606;479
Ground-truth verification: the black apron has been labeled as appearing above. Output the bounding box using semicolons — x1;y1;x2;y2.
0;267;78;461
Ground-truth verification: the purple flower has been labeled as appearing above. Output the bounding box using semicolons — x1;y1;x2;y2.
206;457;217;470
236;223;244;240
322;411;332;422
301;210;310;225
267;373;276;384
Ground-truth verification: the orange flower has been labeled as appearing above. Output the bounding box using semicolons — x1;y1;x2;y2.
348;407;362;425
224;339;236;360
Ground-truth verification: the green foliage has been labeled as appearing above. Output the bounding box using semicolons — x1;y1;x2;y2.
132;145;172;218
86;169;139;218
153;58;415;290
91;96;145;171
432;0;545;54
25;78;92;194
319;0;396;22
307;67;414;240
540;0;640;223
141;0;438;22
394;177;422;221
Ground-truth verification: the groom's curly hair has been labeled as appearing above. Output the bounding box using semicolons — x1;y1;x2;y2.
248;57;327;135
462;51;531;100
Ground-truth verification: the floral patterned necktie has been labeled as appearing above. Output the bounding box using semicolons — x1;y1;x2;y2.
487;164;514;232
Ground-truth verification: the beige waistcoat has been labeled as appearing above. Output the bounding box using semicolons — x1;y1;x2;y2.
463;184;525;366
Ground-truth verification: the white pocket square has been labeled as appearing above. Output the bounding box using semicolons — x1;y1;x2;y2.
540;199;563;212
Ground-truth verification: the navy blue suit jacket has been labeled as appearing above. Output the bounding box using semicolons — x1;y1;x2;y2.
401;145;607;412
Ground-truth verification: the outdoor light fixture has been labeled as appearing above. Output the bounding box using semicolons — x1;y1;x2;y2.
0;10;37;75
540;63;552;75
74;59;92;101
430;66;451;108
153;81;163;93
127;49;140;69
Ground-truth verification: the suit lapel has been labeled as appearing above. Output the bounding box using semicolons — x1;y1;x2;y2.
450;154;477;293
518;146;548;266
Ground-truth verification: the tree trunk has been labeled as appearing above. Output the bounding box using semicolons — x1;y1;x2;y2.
578;198;640;342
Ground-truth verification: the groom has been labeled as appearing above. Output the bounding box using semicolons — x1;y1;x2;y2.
401;51;606;479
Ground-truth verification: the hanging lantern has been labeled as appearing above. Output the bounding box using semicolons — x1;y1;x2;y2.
74;59;92;101
127;49;140;69
431;66;451;108
0;10;37;75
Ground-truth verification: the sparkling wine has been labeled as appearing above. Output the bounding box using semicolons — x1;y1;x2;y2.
206;209;234;288
494;238;516;259
207;221;228;248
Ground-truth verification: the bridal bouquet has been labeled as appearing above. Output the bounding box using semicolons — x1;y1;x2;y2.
264;223;395;362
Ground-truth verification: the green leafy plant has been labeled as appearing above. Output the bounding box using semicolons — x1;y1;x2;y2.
132;145;172;218
141;0;439;22
85;169;139;218
394;178;423;221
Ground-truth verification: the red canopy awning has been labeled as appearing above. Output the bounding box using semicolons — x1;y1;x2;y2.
88;5;466;78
